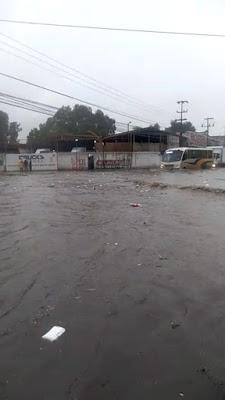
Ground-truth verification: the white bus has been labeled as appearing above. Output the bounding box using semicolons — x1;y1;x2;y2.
161;147;214;169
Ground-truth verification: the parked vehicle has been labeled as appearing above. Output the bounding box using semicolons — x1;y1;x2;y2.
35;148;51;154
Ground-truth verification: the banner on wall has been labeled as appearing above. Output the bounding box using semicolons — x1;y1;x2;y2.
6;153;57;171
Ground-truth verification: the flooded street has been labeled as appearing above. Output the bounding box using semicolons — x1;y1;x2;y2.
1;169;225;399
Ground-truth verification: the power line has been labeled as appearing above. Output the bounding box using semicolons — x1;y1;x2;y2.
0;99;54;116
0;71;155;124
0;32;168;118
0;19;225;38
0;91;58;113
0;40;161;123
0;91;141;133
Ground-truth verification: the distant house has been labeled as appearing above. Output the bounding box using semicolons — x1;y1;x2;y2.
182;131;207;147
208;135;225;146
96;128;179;152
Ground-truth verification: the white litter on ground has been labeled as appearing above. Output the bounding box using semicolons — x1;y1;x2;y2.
42;326;65;342
87;288;96;291
114;242;118;246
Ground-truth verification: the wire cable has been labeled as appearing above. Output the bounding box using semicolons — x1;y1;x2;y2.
0;71;156;124
0;19;225;38
0;91;149;131
0;99;54;116
0;32;168;117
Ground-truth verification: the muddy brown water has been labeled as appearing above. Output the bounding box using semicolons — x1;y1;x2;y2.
1;170;225;400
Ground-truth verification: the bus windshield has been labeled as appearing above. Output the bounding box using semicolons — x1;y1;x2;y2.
162;150;183;162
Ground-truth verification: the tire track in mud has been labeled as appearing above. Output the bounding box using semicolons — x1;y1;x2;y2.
0;271;41;320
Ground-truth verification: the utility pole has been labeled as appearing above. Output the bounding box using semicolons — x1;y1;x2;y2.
127;121;132;151
202;117;214;146
176;100;188;146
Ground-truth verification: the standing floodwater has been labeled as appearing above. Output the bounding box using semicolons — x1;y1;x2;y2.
0;170;225;400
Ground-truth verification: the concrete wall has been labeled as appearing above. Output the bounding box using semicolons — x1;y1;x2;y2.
0;154;5;171
6;153;57;171
58;153;88;170
132;152;161;168
95;152;132;169
4;152;161;171
57;153;73;170
71;153;88;170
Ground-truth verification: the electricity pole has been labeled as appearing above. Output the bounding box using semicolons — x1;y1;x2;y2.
176;100;188;146
202;117;214;146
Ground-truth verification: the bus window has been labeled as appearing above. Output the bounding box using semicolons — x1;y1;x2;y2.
182;150;188;160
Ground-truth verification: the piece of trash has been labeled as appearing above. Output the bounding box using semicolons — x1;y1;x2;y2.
74;296;81;300
48;184;55;188
179;393;184;397
114;242;118;246
171;321;180;329
159;255;168;260
130;203;141;207
205;183;209;187
42;326;65;342
87;288;96;291
137;263;142;266
106;242;110;245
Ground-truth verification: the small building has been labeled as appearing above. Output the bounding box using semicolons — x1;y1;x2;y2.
208;135;225;146
96;128;179;153
182;131;207;147
27;131;100;153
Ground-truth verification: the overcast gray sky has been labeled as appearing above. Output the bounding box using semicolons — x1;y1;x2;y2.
1;0;225;140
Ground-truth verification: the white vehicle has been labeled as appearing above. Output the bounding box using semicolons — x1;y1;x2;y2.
35;148;51;154
207;146;224;167
71;147;86;153
161;147;214;169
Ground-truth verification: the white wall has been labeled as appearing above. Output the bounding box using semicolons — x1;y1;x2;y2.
58;153;88;170
4;152;161;171
0;154;5;171
71;153;88;170
57;153;72;170
95;152;132;169
6;153;57;171
132;152;161;168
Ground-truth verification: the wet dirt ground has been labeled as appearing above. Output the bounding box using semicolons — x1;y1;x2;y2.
1;169;225;400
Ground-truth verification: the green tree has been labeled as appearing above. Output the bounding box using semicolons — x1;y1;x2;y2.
133;123;160;131
8;122;21;144
0;110;9;142
27;104;116;146
166;120;196;134
148;123;160;130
